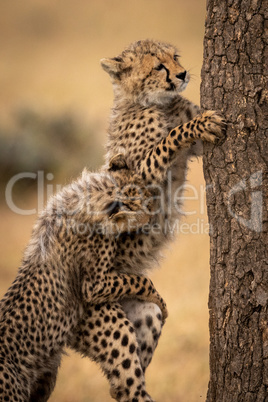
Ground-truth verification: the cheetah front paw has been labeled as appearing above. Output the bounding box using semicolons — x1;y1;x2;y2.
198;110;227;143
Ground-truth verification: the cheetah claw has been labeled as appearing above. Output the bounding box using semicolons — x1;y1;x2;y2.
200;110;227;143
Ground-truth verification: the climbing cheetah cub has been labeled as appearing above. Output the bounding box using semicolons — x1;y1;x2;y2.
101;39;226;369
0;154;167;402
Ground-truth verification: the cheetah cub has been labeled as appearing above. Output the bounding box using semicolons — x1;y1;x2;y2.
0;154;167;402
101;39;226;369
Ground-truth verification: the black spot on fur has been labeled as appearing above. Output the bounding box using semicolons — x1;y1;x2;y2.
122;359;131;369
146;315;153;327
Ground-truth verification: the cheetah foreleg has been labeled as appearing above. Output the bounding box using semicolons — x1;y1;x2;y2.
139;110;226;183
82;272;168;321
168;110;227;145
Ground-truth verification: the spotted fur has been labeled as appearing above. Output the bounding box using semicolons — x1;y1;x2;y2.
101;39;226;370
0;155;167;402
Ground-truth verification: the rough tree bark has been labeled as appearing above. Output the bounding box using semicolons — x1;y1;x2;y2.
200;1;268;401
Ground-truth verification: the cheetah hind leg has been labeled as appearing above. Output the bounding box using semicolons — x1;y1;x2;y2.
0;358;31;402
29;366;59;402
69;302;154;402
120;299;164;373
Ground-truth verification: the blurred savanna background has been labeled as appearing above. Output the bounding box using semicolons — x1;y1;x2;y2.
0;1;211;401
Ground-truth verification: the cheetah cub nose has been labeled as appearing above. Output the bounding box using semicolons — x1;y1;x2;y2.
176;71;187;81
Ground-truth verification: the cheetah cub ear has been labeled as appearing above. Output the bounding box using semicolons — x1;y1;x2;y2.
108;153;129;171
100;57;123;76
110;209;150;232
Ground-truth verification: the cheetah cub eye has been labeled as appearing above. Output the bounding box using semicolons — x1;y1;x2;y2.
155;64;165;71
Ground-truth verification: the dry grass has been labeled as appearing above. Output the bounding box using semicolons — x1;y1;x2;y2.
0;1;212;401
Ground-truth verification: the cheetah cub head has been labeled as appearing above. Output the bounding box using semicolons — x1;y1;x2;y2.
106;154;153;234
101;39;189;106
87;154;153;235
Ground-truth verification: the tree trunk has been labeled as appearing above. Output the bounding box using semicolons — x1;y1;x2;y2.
200;1;268;401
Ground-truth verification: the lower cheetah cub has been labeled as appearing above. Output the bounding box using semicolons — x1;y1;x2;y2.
0;154;167;402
